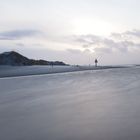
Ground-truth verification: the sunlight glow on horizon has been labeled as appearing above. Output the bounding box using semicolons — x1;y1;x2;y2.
73;18;116;36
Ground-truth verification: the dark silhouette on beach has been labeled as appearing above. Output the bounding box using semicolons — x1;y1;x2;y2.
95;59;98;67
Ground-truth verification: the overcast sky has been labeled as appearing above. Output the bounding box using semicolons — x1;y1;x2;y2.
0;0;140;65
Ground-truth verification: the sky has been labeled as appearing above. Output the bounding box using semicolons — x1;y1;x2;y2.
0;0;140;65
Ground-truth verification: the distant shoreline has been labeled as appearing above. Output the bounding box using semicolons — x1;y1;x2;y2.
0;65;128;78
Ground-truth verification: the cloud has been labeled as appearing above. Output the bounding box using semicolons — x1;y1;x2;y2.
0;29;42;40
15;43;25;47
94;47;112;54
1;28;140;56
111;29;140;42
124;29;140;37
69;30;140;54
67;48;82;54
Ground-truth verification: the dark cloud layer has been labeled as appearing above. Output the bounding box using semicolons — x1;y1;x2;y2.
1;29;140;55
0;29;42;40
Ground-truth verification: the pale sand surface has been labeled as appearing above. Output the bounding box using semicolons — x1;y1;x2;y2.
0;66;140;140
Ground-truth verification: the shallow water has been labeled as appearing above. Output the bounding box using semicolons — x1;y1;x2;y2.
0;67;140;140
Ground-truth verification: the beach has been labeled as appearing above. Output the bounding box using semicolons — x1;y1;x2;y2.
0;65;125;78
0;66;140;140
